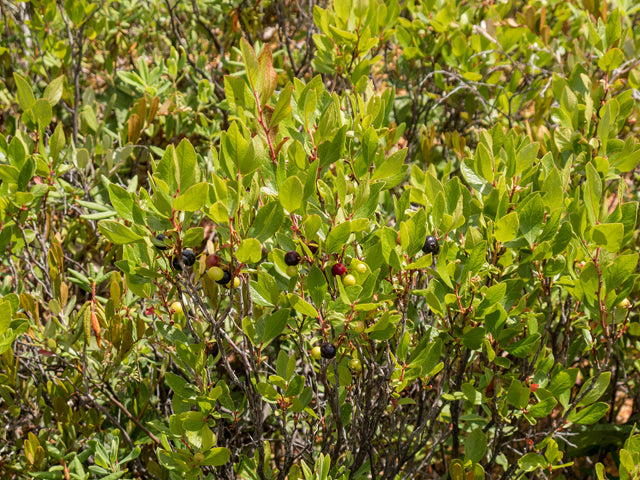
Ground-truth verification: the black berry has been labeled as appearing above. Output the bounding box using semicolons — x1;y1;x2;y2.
172;249;196;270
422;235;439;255
320;342;337;359
284;250;301;266
215;269;232;285
154;234;168;251
183;249;196;266
307;241;319;254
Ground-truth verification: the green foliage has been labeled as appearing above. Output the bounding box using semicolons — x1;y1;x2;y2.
2;0;640;479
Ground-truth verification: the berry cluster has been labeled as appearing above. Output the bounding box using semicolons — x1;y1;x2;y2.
154;232;440;374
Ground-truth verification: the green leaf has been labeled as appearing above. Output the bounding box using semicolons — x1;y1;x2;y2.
257;46;278;105
567;402;609;425
597;100;618;155
462;327;485;351
0;300;12;337
577;372;611;408
164;372;197;398
528;396;557;418
108;183;134;221
240;38;259;89
604;253;638;291
209;201;229;224
507;379;530;409
517;194;544;246
0;165;20;184
174;182;208;212
260;308;290;345
371;149;408;188
252;271;280;307
236;238;262;263
598;48;624;73
287;294;318;317
306;266;327;307
182;227;204;248
519;453;545;472
279;176;304;213
406;254;432;270
516;142;539;177
43;76;65;106
13;72;35;110
465;428;487;463
504;333;540;358
590;223;624;252
32;99;53;128
98;221;144;244
202;447;231;466
271;84;292;126
584;163;602;225
248;201;284;242
494;211;519;243
325;221;351;254
176;139;199;192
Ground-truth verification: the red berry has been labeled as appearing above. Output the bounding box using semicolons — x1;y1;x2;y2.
205;254;221;268
331;262;347;276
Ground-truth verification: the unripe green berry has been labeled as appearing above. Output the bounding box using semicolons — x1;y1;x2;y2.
286;265;298;277
207;266;225;282
343;274;356;287
193;452;205;463
355;262;367;274
311;346;322;360
170;301;184;316
349;358;362;371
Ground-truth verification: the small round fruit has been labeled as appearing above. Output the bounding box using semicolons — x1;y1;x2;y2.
182;249;196;266
170;301;183;316
355;262;367;274
311;346;322;360
193;452;205;463
331;262;347;276
351;320;365;334
307;241;319;254
172;250;196;271
233;277;241;288
343;274;356;286
286;265;298;277
205;254;221;268
422;235;439;255
216;269;232;285
207;266;225;282
284;250;301;266
349;358;362;372
320;342;337;359
154;234;168;251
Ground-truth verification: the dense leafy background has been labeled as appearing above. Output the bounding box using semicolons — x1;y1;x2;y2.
2;0;640;479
